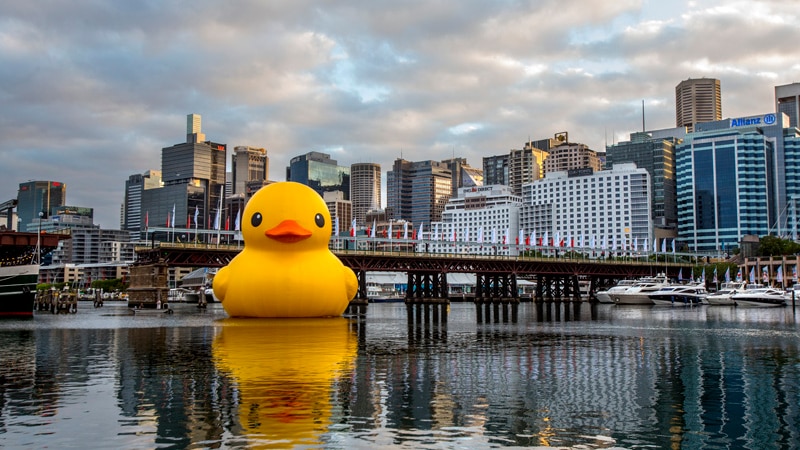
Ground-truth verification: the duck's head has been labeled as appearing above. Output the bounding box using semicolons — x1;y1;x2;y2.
242;182;332;251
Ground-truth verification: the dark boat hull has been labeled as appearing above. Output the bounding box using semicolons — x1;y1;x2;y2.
0;264;39;317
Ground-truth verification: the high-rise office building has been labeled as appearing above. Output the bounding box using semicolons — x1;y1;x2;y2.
508;149;540;197
232;146;268;195
675;78;722;132
286;151;350;200
482;154;509;186
350;163;381;226
138;114;227;240
123;170;161;237
776;82;800;129
606;132;679;230
523;140;551;179
17;180;66;231
676;112;791;252
442;158;483;197
386;159;452;226
482;146;541;195
542;142;601;174
323;191;352;236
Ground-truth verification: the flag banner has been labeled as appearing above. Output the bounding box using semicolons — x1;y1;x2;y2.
724;267;730;283
172;204;176;229
418;223;423;240
235;210;241;231
194;206;199;227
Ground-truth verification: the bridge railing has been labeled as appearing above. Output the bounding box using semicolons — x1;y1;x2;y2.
136;238;690;267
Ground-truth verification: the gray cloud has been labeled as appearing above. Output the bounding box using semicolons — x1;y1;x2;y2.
1;0;798;229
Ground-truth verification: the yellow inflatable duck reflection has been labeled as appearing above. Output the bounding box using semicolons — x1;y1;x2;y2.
213;182;358;317
213;318;357;448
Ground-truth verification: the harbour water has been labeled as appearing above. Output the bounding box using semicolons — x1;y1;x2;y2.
1;301;799;449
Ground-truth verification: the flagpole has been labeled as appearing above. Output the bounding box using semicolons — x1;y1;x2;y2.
216;184;223;246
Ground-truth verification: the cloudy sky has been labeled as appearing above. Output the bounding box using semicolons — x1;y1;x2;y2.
2;0;799;229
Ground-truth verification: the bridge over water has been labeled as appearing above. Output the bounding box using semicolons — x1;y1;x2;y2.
134;241;692;303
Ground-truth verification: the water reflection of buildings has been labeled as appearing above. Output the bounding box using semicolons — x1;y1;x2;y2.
0;309;798;448
336;305;800;448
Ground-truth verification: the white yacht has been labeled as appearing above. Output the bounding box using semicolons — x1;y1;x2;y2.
730;288;788;307
613;274;671;305
649;285;708;306
594;279;637;304
706;281;746;306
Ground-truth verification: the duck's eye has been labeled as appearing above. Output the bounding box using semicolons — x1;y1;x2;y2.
251;212;263;228
314;213;325;228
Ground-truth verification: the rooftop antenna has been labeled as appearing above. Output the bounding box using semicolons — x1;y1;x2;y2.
642;99;646;132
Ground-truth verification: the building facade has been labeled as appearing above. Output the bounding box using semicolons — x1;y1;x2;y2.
776;82;800;129
542;142;601;174
232;146;268;195
676;78;722;132
442;158;484;197
17;180;66;231
123;170;161;238
386;159;452;226
138;114;227;242
605;132;679;230
676;113;791;252
350;163;381;226
482;154;508;187
520;163;652;253
323;191;353;237
428;185;522;256
286;151;350;200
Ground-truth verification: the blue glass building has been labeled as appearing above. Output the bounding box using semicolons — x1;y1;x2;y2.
676;112;795;252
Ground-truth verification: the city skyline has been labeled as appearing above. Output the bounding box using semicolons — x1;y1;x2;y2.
1;1;798;229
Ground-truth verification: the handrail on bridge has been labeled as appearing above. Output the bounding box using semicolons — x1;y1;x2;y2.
135;240;690;267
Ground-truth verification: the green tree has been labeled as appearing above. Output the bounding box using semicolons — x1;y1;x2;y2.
758;235;800;256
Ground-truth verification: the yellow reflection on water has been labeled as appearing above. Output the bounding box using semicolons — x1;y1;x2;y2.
212;318;357;448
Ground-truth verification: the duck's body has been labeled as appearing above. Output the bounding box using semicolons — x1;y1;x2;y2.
214;182;357;318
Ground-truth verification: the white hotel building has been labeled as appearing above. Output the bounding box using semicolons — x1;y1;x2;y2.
426;185;522;256
520;163;653;253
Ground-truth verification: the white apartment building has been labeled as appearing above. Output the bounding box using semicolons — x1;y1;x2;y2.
520;163;652;253
426;185;522;256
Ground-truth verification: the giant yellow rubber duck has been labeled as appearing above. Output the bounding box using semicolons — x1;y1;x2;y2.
213;182;358;317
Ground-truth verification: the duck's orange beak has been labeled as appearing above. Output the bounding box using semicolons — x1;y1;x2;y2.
265;220;312;243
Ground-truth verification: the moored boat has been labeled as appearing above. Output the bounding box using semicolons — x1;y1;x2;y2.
649;285;708;306
595;279;637;304
0;263;39;317
613;274;671;305
0;231;60;318
706;281;746;306
730;288;788;307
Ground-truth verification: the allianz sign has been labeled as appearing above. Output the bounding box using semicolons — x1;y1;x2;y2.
730;113;777;127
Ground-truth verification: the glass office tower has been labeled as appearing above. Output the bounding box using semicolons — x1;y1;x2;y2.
286;152;350;200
